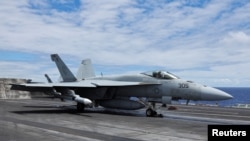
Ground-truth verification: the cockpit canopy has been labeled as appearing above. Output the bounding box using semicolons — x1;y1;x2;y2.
141;70;180;79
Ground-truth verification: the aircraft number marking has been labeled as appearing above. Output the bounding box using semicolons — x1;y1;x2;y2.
179;83;189;88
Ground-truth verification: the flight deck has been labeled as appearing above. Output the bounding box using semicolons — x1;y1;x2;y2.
0;98;249;141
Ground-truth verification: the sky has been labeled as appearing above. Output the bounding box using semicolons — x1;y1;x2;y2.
0;0;250;87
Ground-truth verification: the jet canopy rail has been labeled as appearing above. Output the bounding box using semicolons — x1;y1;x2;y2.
141;70;180;80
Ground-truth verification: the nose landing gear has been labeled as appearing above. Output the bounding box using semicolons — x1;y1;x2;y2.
146;108;157;117
145;102;163;117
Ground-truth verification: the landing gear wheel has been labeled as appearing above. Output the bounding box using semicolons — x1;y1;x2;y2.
77;103;85;112
146;108;157;117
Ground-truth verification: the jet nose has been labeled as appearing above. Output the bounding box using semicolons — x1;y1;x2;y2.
201;86;233;101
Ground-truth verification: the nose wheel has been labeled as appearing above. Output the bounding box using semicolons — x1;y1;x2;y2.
146;108;157;117
145;102;163;117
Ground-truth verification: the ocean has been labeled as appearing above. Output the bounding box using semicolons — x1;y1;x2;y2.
179;87;250;107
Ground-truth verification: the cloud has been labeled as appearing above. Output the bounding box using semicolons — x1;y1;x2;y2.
0;0;250;86
221;31;250;46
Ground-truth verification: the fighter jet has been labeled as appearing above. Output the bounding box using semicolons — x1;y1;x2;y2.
11;54;233;117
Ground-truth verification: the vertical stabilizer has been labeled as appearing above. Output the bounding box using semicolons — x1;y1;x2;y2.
51;54;77;82
76;59;95;80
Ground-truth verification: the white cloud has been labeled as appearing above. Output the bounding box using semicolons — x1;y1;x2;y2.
221;31;250;46
0;0;250;86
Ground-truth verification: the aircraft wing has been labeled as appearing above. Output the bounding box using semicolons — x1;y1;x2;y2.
10;80;160;91
90;80;161;86
10;81;95;92
10;83;53;92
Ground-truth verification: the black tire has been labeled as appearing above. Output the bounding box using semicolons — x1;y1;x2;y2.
146;109;153;117
146;109;157;117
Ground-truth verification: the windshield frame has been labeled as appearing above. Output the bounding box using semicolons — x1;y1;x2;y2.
141;70;180;80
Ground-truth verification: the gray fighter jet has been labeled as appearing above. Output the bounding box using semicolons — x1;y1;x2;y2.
11;54;233;117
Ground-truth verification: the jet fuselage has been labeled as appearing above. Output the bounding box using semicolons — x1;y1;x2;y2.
82;71;232;103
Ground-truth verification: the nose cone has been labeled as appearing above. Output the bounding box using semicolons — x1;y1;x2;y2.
201;86;233;101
